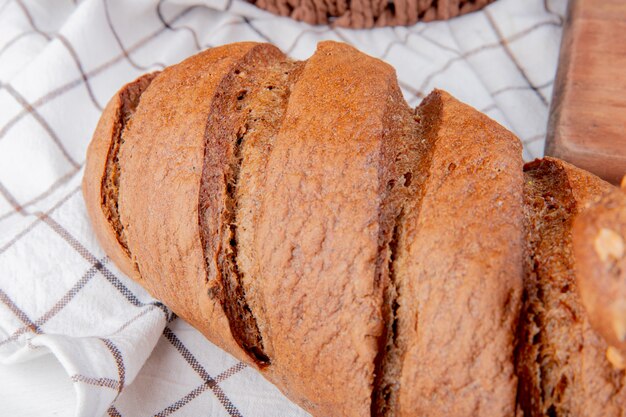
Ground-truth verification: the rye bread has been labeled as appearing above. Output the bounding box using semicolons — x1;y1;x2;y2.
516;157;625;417
198;45;292;367
81;41;569;417
250;41;423;417
235;58;304;366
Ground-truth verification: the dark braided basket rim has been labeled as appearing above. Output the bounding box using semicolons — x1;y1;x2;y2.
248;0;496;28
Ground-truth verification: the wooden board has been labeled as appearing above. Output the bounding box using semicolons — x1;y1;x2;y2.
546;0;626;185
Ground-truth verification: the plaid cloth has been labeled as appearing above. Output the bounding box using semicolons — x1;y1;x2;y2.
0;0;566;415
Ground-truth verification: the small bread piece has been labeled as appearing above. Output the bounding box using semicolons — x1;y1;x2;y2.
396;90;524;417
82;72;157;279
517;158;624;417
573;179;626;352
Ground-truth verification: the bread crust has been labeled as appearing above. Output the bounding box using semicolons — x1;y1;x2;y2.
397;90;524;417
235;58;305;366
252;41;408;417
82;72;157;279
198;44;289;366
118;43;278;363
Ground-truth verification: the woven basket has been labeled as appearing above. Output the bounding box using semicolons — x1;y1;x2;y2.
249;0;496;28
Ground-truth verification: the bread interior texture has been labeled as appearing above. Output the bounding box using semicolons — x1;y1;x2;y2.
517;160;581;417
371;92;439;417
101;72;157;256
199;50;302;366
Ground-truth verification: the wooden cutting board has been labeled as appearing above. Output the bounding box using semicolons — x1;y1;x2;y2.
545;0;626;185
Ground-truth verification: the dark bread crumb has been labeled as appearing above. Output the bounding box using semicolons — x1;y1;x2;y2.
199;47;301;366
371;87;434;417
101;72;157;257
517;159;580;417
517;158;623;417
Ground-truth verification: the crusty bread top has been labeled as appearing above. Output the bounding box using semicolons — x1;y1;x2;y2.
198;44;289;367
251;41;412;417
82;72;157;280
397;90;524;417
118;43;276;362
82;41;625;417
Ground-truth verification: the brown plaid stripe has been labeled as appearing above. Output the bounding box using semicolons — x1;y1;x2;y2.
14;0;51;41
71;374;121;391
1;82;80;168
484;9;549;106
0;288;42;335
112;304;162;335
0;182;168;354
108;405;123;417
11;0;104;114
392;18;562;100
105;0;166;71
0;180;24;214
0;3;202;143
0;167;80;223
163;326;244;417
543;0;564;24
491;79;554;97
154;362;247;417
36;211;167;313
155;0;203;51
102;338;126;395
0;256;107;347
0;185;80;256
56;33;103;110
0;30;47;60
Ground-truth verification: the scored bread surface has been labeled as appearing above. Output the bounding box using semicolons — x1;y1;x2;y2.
198;43;290;366
82;41;626;417
118;43;270;362
517;158;625;417
235;58;304;366
252;42;418;416
82;72;157;280
396;90;524;417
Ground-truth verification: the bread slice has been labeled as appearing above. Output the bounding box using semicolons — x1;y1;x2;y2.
231;58;305;366
516;157;625;417
250;41;423;417
198;45;295;367
82;72;158;279
394;90;524;417
573;180;626;354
